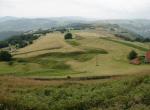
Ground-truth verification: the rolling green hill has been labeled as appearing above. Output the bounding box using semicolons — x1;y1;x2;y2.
0;27;149;77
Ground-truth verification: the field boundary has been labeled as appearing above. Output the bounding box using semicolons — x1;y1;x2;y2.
29;75;124;81
12;46;62;56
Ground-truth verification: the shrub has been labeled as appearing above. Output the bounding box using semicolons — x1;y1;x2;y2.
128;50;138;60
66;40;80;46
8;61;14;65
0;51;12;61
64;33;73;40
52;63;70;70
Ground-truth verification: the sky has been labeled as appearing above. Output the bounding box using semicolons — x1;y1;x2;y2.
0;0;150;19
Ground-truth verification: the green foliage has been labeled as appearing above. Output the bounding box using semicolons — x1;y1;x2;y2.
56;28;67;33
0;51;12;61
135;37;150;42
51;62;71;70
85;48;108;54
7;34;40;48
114;33;150;43
34;29;53;35
66;40;80;46
128;50;138;60
0;75;149;110
0;29;53;49
64;33;73;39
0;41;9;49
7;61;14;65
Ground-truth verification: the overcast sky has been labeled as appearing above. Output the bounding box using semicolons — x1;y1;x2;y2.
0;0;150;19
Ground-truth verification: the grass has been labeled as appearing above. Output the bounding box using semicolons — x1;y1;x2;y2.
0;30;150;77
0;74;149;110
64;32;150;77
100;37;149;51
0;48;108;76
13;33;81;58
0;60;77;77
66;39;80;46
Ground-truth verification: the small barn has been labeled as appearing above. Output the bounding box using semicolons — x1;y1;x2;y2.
145;50;150;63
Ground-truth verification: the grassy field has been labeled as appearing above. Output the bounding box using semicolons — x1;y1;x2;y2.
0;48;108;77
13;32;82;58
0;74;149;110
0;29;150;77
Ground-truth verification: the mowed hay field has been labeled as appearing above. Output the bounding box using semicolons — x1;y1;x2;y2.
0;29;150;77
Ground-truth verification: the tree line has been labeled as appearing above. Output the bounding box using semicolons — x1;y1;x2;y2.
115;33;150;42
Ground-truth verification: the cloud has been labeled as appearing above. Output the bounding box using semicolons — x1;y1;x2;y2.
0;0;150;19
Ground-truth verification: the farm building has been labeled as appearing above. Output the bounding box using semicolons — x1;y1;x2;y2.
145;50;150;63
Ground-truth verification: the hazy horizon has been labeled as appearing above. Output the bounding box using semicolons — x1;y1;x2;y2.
1;16;150;20
0;0;150;19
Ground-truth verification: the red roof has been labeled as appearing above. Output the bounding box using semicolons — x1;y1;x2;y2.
145;50;150;62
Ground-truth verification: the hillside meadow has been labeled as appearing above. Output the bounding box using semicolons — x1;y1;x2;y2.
0;29;150;77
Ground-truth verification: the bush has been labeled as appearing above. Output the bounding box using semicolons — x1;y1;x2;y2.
64;33;73;39
128;50;137;60
0;51;12;61
8;61;14;65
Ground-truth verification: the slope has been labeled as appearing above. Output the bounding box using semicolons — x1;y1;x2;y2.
0;28;149;77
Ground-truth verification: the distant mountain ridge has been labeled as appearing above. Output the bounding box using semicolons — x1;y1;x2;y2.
0;16;90;40
95;19;150;38
0;16;89;32
0;17;150;40
0;16;18;22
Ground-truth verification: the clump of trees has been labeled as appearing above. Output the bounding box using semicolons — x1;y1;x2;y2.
115;33;150;43
128;50;138;60
114;34;133;41
56;28;67;33
34;29;53;35
7;34;40;48
0;34;41;49
64;33;73;39
0;29;54;49
135;37;150;42
0;51;12;61
0;41;9;49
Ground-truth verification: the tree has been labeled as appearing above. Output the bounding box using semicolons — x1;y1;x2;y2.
128;50;137;60
0;41;9;49
0;51;12;61
64;33;72;39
